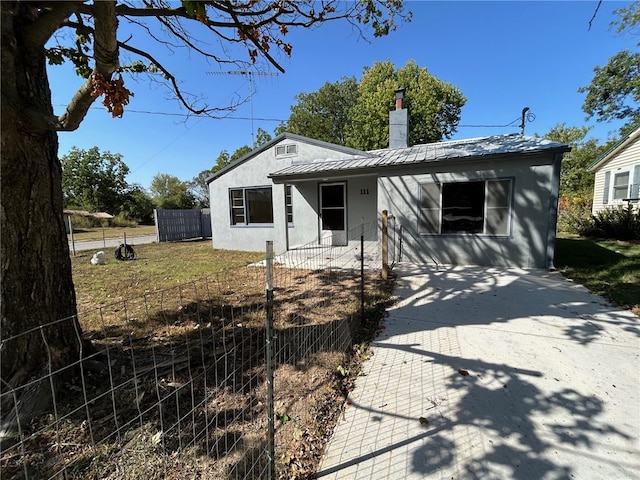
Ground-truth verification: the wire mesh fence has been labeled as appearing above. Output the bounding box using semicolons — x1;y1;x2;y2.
1;220;395;479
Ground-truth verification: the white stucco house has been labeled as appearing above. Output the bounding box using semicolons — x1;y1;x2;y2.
207;92;571;269
587;126;640;214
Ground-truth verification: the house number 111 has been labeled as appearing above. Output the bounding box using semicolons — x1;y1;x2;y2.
360;189;369;195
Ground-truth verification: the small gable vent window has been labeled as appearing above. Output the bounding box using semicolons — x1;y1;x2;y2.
275;144;297;156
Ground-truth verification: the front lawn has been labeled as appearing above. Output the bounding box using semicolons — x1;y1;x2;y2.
555;236;640;315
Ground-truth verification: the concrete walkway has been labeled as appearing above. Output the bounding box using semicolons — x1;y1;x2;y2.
318;265;640;479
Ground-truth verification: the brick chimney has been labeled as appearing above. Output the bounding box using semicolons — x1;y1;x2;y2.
389;88;408;148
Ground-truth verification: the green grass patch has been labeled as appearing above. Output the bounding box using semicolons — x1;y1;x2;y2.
555;236;640;315
71;241;264;313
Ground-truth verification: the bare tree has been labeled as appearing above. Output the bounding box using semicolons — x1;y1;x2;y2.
0;0;409;448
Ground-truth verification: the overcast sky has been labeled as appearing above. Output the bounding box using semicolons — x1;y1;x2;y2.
48;1;635;189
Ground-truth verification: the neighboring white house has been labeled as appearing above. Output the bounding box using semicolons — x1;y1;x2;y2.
207;93;570;269
588;127;640;215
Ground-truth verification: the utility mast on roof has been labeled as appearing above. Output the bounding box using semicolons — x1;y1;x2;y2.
207;70;278;144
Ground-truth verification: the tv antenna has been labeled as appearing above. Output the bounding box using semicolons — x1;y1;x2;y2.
206;70;278;143
519;107;535;135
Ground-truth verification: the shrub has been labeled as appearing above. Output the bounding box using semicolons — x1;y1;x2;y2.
557;195;593;235
111;214;138;228
578;204;640;240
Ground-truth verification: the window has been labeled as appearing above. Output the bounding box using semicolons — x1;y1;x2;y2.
612;170;630;202
229;187;273;225
603;167;640;204
285;185;293;224
419;179;512;236
275;144;297;156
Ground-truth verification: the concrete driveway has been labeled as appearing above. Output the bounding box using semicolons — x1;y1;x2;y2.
318;265;640;479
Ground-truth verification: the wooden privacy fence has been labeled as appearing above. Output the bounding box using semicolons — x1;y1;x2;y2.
154;208;212;242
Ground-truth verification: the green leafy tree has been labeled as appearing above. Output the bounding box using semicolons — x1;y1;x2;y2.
120;184;155;224
278;61;465;150
189;170;214;208
1;0;408;439
543;124;605;199
346;60;466;150
61;146;130;214
277;77;359;145
580;2;640;132
149;173;195;210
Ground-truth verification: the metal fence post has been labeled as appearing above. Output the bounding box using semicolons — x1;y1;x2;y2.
382;210;389;280
265;241;275;480
360;221;365;321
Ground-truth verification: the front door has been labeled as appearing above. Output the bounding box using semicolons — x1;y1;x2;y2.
319;183;347;246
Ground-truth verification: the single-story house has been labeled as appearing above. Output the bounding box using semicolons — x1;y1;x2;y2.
207;92;570;269
587;126;640;214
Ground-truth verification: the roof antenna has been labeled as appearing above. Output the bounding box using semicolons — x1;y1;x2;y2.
520;107;530;135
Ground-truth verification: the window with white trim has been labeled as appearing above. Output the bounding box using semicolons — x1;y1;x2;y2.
229;187;273;225
419;179;512;235
285;185;293;224
610;168;632;203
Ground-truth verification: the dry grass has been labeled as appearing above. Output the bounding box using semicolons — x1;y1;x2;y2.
2;242;394;479
68;225;157;242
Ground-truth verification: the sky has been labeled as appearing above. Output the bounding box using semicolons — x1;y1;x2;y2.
47;1;636;190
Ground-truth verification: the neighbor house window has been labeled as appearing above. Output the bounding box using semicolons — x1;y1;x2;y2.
419;179;512;235
229;187;273;225
285;185;293;224
275;144;297;156
612;169;631;202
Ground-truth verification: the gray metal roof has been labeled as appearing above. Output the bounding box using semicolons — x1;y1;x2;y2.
269;133;570;181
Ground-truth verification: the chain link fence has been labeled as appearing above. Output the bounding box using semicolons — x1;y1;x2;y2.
1;219;396;479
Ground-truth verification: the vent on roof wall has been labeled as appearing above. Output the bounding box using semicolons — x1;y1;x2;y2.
276;144;298;156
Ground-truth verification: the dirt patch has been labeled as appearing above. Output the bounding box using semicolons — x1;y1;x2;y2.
1;266;395;479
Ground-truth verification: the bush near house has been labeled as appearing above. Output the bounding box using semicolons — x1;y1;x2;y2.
557;196;594;236
558;197;640;241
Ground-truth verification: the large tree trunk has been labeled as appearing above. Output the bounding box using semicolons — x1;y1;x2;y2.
1;2;83;449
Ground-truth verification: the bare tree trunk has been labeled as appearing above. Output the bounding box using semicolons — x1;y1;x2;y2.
1;1;83;450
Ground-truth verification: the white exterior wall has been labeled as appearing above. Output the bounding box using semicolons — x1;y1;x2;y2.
208;138;359;253
592;137;640;214
377;155;557;268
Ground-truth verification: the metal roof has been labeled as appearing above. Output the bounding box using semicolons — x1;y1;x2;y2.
269;133;570;181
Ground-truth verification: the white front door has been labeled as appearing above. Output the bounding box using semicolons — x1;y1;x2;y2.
319;183;347;246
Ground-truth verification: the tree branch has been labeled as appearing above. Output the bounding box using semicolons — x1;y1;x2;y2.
54;1;120;131
588;0;603;31
117;41;209;115
23;2;83;47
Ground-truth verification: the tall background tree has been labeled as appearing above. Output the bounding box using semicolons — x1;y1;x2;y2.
277;60;465;150
0;0;408;445
580;1;640;134
276;77;359;145
544;124;606;200
347;60;466;149
62;146;130;214
120;184;155;224
150;173;195;210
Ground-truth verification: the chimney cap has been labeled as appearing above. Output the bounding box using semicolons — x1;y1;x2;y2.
395;88;405;100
